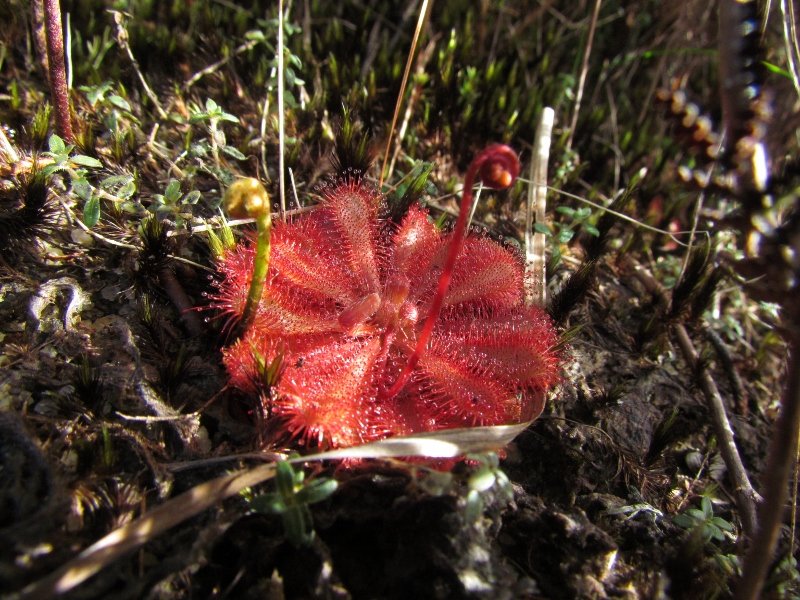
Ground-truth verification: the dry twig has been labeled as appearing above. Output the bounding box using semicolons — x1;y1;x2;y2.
737;332;800;600
625;257;760;538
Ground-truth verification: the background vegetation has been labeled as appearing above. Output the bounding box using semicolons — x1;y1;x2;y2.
1;0;798;597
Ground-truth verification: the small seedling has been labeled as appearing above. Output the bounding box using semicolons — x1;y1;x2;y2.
41;134;104;227
673;496;735;544
249;460;337;547
188;98;245;170
150;178;202;229
463;453;514;522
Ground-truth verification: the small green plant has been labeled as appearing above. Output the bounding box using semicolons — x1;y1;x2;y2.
79;81;140;162
463;453;514;522
766;554;800;597
187;98;245;177
534;204;599;267
41;134;103;177
31;103;53;146
150;178;202;229
41;134;105;227
673;496;735;544
249;460;337;547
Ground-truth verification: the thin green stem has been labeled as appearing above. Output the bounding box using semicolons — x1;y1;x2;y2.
241;210;272;333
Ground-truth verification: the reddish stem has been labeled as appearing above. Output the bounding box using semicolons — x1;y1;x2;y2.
42;0;73;143
383;144;520;399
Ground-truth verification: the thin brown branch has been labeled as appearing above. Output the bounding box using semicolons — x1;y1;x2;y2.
736;334;800;600
379;0;432;188
625;258;760;538
673;323;760;537
158;266;205;337
565;0;602;151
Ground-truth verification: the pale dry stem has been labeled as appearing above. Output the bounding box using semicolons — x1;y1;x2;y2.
525;107;554;308
736;334;800;600
625;257;760;539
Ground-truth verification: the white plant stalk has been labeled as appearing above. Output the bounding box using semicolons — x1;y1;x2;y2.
525;107;555;308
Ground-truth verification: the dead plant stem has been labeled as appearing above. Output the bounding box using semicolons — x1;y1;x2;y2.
736;334;800;600
19;464;278;599
525;107;554;307
379;0;432;188
111;11;168;120
626;258;760;538
674;323;760;537
566;0;601;151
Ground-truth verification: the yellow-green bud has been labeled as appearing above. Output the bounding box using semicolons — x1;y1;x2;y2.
224;178;270;219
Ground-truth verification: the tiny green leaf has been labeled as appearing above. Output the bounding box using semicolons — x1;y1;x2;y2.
250;493;288;514
556;206;575;216
296;478;338;505
222;145;247;160
557;229;575;243
468;467;496;493
73;177;93;202
71;154;104;169
165;179;182;202
184;190;202;205
584;224;600;237
48;134;66;154
83;196;101;227
109;95;132;112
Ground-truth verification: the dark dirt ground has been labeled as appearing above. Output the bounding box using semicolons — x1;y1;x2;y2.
1;1;798;599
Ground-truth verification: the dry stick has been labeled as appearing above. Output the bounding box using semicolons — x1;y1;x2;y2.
18;420;531;599
625;258;760;538
157;266;205;337
111;11;168;120
42;0;73;143
386;39;436;178
525;107;554;308
705;326;746;411
736;334;800;600
565;0;601;151
674;324;760;537
277;0;287;217
183;39;260;91
31;0;49;74
18;464;277;599
378;0;432;189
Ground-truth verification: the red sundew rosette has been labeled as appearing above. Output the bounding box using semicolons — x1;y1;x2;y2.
212;146;560;454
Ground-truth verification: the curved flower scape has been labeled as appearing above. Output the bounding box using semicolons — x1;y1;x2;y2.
213;147;560;449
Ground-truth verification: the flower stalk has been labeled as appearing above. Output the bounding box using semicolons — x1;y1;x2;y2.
42;0;73;143
382;144;521;400
223;178;272;335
